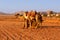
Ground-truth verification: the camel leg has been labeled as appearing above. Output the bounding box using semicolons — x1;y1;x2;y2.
36;22;42;28
28;20;32;28
31;20;36;28
34;22;37;29
24;20;29;29
40;22;42;28
24;20;27;29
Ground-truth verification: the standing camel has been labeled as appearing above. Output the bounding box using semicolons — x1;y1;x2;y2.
35;13;43;28
23;11;31;28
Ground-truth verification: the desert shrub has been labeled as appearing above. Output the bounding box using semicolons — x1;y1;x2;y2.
43;14;47;17
56;16;60;18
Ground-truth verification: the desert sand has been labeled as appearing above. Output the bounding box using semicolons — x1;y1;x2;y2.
0;15;60;40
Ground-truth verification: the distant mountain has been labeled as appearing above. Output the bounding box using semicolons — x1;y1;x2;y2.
0;12;13;15
0;12;7;15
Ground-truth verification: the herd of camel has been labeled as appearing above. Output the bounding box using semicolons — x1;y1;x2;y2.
14;10;60;29
15;10;43;29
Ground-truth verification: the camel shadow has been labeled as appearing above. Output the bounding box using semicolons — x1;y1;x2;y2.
37;26;60;29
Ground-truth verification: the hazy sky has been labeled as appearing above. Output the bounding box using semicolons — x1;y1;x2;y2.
0;0;60;13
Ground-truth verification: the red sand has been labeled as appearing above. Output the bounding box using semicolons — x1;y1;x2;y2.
0;16;60;40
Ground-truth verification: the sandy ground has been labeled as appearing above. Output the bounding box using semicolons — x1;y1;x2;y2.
0;15;60;40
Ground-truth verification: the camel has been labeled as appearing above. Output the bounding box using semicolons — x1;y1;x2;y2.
28;10;37;28
23;11;31;28
35;12;43;28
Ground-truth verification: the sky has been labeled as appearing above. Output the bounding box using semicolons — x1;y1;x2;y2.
0;0;60;13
